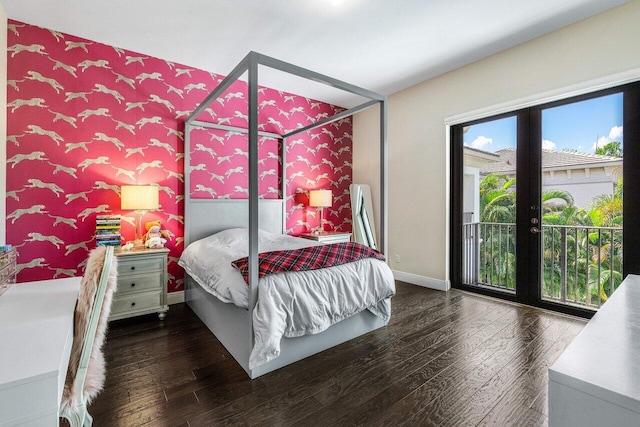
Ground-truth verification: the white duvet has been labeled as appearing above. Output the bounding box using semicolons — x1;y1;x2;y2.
178;228;396;369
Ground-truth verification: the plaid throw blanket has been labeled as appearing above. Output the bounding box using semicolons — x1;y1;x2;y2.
231;242;386;284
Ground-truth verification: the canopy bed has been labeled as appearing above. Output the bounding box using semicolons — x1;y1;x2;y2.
182;51;389;378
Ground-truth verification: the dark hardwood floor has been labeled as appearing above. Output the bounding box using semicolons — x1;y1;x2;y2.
89;282;586;426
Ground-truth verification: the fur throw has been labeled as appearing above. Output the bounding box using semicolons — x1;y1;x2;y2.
60;246;118;416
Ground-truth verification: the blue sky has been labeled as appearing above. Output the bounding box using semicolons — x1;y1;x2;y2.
464;93;623;154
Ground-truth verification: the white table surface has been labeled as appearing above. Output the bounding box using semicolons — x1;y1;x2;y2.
0;277;81;426
549;273;640;413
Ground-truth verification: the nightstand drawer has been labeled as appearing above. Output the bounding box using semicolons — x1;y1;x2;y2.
112;248;169;321
117;256;163;276
116;274;162;295
111;291;162;316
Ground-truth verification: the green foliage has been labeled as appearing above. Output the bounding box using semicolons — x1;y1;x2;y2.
479;173;516;223
475;173;624;309
587;178;623;227
543;205;591;226
595;141;622;157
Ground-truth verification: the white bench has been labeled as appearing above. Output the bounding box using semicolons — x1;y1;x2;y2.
548;274;640;426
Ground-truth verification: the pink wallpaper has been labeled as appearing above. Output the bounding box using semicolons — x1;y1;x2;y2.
6;21;353;291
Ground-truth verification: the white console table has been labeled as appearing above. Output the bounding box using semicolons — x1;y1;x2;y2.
548;274;640;426
0;277;81;426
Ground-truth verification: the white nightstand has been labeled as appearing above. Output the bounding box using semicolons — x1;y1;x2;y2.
300;231;352;244
111;248;169;321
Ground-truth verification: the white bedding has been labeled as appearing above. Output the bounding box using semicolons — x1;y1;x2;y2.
179;228;396;369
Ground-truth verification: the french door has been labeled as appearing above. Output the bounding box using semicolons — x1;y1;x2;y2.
451;82;640;317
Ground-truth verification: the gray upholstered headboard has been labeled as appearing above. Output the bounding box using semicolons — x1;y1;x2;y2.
184;199;285;246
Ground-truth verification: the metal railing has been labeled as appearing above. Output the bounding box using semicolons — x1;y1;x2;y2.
462;222;623;310
463;222;516;292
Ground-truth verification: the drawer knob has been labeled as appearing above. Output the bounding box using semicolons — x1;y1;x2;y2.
130;266;136;271
130;283;136;287
131;302;136;307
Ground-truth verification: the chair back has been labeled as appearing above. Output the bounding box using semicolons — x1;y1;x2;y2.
60;245;118;417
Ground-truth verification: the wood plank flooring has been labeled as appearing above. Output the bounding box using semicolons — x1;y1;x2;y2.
89;282;586;426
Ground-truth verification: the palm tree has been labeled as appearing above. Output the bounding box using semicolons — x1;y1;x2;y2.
584;178;624;304
588;180;623;227
478;174;516;288
478;175;576;291
480;174;578;223
479;173;516;223
477;173;624;308
541;189;575;219
595;141;622;157
542;205;591;226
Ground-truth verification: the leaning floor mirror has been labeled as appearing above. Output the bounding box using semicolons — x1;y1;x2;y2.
350;183;378;250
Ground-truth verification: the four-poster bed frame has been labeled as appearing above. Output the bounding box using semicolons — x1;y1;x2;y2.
184;51;388;378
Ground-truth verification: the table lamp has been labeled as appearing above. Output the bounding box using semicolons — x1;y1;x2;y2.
121;185;159;247
309;189;332;234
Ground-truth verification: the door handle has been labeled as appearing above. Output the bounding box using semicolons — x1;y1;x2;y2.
530;227;542;234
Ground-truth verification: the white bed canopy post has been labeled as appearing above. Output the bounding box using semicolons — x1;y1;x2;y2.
184;52;254;247
247;52;260;323
380;98;388;256
281;135;288;232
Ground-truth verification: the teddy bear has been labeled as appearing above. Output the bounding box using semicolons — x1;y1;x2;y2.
143;220;170;249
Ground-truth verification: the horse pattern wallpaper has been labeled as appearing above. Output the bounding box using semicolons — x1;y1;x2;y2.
6;20;353;292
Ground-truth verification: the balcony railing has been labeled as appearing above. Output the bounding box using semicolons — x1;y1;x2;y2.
462;221;623;310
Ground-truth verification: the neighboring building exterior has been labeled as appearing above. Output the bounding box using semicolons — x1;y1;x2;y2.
480;148;622;208
463;147;500;222
463;147;623;222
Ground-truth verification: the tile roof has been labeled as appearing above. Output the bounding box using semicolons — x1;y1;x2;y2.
479;148;621;174
463;146;500;158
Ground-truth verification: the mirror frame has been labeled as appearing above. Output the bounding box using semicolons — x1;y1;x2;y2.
350;183;377;250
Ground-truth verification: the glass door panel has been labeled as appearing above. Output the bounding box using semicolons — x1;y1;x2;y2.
462;116;517;294
453;83;640;318
539;93;623;310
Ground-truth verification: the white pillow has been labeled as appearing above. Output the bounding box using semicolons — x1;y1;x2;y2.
178;227;284;307
203;227;280;246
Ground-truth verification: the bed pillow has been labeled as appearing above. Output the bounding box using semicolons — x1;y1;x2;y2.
205;228;280;246
178;227;289;307
182;228;282;256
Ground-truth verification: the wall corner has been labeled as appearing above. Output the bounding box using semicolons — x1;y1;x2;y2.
0;7;7;245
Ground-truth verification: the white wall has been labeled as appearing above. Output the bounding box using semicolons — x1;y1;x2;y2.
544;182;614;208
463;167;480;222
352;106;382;243
353;0;640;286
0;6;7;245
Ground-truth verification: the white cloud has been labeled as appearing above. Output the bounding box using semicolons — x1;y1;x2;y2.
542;139;556;150
609;125;623;140
593;136;609;151
469;135;492;149
592;125;623;151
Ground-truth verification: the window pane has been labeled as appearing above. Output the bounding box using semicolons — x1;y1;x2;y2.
540;93;623;309
462;116;517;292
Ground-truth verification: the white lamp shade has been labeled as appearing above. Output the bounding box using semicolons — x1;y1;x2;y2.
309;189;332;208
121;185;159;210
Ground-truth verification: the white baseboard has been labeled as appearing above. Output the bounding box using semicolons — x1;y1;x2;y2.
392;270;451;292
167;290;185;305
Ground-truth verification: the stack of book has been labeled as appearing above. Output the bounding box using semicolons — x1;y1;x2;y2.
96;215;122;247
0;245;16;297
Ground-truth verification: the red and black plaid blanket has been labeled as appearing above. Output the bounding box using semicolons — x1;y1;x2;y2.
231;242;386;284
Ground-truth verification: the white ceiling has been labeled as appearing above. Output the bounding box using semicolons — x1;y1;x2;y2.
0;0;629;107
